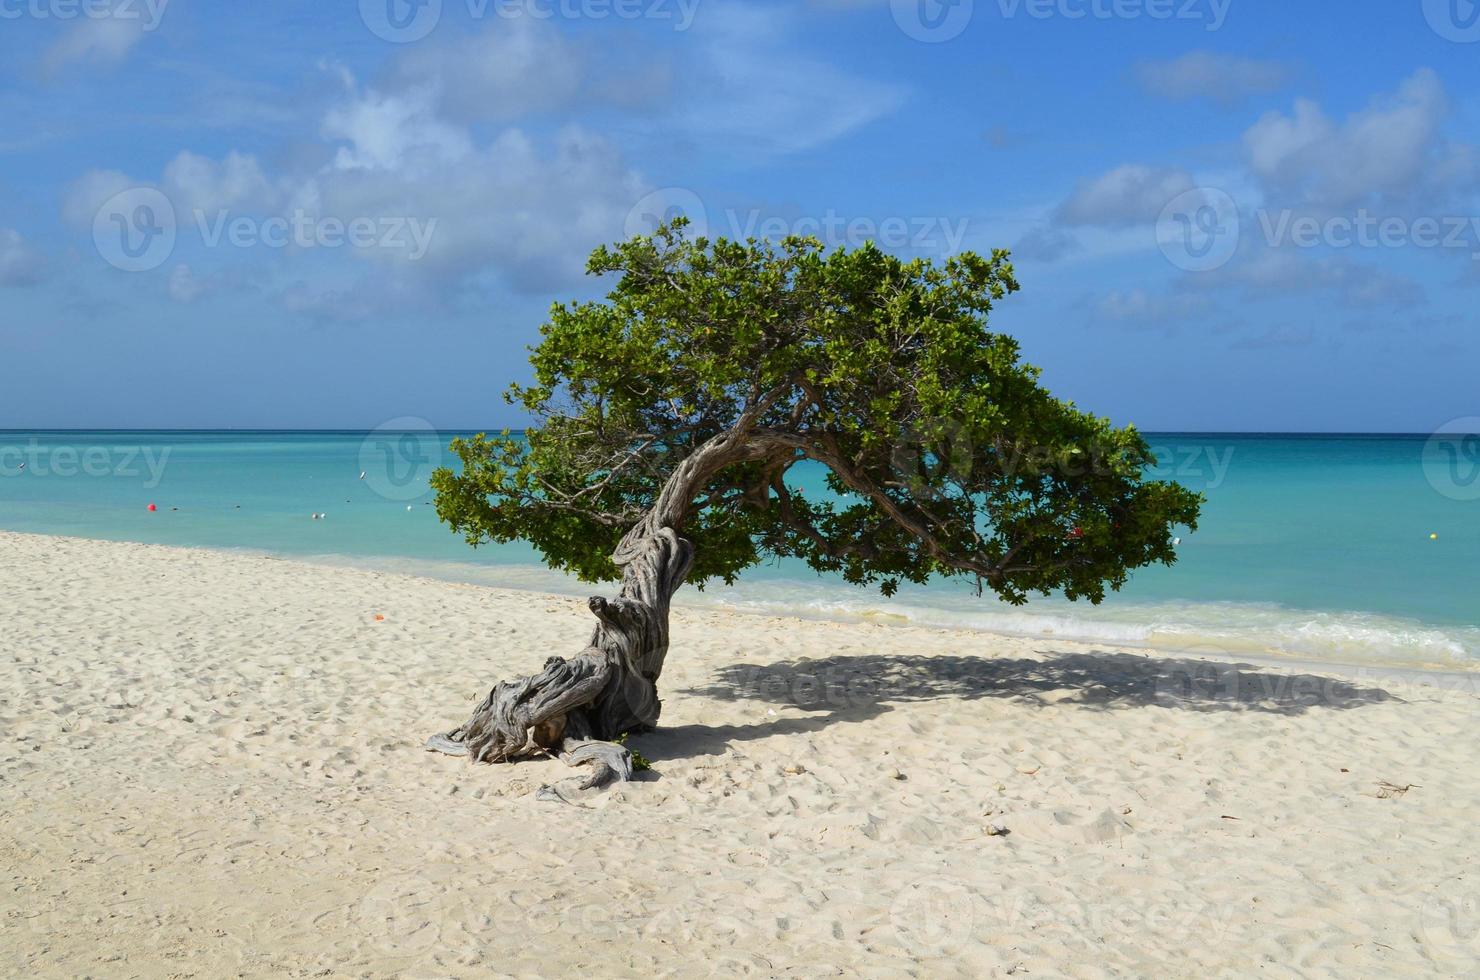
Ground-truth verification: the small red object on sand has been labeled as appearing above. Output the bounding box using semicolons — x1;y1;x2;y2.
374;614;385;622
147;503;157;512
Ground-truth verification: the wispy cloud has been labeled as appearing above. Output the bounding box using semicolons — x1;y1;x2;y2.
39;0;164;78
1134;51;1293;107
669;4;908;160
1056;165;1196;227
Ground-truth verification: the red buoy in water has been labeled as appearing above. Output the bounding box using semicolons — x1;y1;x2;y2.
147;503;157;512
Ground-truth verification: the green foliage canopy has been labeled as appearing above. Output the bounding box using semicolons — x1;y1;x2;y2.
432;222;1202;605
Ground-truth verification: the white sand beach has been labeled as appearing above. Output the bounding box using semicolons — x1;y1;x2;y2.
2;530;1478;977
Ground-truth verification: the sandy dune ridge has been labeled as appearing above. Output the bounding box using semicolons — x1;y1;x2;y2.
2;530;1478;977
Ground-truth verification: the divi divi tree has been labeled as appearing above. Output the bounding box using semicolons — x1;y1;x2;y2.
427;222;1202;787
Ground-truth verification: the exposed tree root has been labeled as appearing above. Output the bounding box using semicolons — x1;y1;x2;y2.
426;526;693;795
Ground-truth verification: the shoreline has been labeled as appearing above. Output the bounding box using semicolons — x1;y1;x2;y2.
3;526;1476;686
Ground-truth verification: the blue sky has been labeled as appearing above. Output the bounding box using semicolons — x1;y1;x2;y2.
2;0;1477;431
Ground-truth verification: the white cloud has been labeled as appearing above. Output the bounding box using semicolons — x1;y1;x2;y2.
40;4;155;77
163;151;277;214
59;10;905;313
0;229;45;287
1034;70;1478;321
672;5;907;159
386;18;590;124
61;169;139;227
1243;69;1475;210
321;85;474;173
1135;52;1292;106
307;67;645;290
1056;165;1196;227
167;263;209;303
71;69;648;307
1096;288;1210;323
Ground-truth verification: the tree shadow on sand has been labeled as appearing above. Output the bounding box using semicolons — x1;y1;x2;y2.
652;650;1398;761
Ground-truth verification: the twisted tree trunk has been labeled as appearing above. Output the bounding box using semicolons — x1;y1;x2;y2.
424;522;693;790
423;428;761;791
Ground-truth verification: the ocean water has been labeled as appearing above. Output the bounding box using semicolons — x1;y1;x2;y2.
1;430;1477;669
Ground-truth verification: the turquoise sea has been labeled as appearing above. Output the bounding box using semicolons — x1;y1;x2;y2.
2;430;1477;669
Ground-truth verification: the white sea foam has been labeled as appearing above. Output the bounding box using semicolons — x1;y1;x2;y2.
304;554;1480;673
683;587;1478;670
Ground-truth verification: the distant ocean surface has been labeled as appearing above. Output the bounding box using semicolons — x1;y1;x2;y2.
2;430;1477;670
